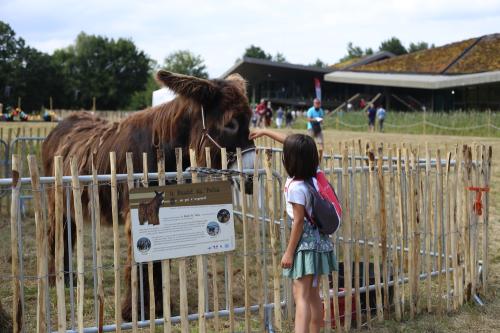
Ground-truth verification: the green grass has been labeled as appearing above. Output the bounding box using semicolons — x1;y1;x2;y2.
287;110;500;137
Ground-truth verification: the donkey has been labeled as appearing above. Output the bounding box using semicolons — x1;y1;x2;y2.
138;191;164;226
42;70;256;321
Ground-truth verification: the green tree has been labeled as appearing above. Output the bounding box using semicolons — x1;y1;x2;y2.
273;52;287;63
243;45;272;60
309;58;329;68
162;50;208;79
1;21;65;111
379;37;407;55
53;32;151;109
408;41;434;53
339;42;374;62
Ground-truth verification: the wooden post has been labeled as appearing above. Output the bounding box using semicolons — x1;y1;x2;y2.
462;146;472;302
444;151;452;312
341;147;353;330
425;147;433;313
70;157;85;332
220;148;235;332
330;149;342;333
189;149;207;333
376;146;389;318
351;146;362;328
10;155;22;333
157;150;172;333
109;152;122;332
264;149;282;331
54;157;66;332
367;149;383;322
236;148;251;333
176;148;189;333
388;148;401;320
396;148;406;316
141;153;156;333
28;156;48;333
125;153;139;332
251;149;265;329
481;146;492;293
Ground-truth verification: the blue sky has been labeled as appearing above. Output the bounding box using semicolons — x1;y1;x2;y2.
2;0;500;77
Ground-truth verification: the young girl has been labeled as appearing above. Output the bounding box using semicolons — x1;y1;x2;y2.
249;129;337;333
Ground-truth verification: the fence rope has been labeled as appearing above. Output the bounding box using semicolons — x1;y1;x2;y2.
335;118;500;131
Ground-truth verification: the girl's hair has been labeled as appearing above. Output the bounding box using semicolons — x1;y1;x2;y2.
283;134;319;179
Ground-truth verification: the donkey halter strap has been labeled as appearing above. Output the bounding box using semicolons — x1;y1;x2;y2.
200;105;223;150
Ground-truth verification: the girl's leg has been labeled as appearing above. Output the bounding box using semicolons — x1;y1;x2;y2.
309;282;323;333
293;275;313;333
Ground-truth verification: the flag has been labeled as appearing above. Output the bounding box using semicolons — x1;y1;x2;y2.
314;78;321;101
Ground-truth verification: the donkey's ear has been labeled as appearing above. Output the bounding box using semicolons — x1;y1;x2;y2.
156;70;219;104
226;73;247;95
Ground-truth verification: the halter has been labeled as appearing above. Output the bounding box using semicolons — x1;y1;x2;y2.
198;105;256;164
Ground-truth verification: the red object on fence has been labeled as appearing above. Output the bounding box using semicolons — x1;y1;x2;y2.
467;186;490;216
322;288;357;328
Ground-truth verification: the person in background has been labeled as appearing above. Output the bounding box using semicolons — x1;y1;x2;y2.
251;106;258;128
359;98;366;110
377;104;386;132
285;109;293;128
276;106;284;128
264;101;273;127
306;98;324;150
255;99;266;127
366;103;376;132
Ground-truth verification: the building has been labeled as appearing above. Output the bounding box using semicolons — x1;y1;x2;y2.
326;34;500;111
223;34;500;111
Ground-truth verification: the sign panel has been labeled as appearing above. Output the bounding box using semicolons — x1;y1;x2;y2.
129;181;235;262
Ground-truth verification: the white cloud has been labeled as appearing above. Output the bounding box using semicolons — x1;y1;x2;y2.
1;0;500;77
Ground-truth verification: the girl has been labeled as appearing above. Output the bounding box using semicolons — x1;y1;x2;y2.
249;129;337;333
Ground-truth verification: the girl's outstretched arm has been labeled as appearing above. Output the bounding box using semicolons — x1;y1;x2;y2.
249;128;288;144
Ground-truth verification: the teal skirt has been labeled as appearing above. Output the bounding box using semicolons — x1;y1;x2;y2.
283;250;337;280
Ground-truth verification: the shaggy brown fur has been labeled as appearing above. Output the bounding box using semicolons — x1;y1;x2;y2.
41;71;254;321
138;191;163;225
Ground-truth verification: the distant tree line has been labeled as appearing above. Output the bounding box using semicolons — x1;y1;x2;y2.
0;21;210;111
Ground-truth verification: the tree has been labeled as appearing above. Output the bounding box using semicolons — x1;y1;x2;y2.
309;58;329;68
339;42;374;62
243;45;272;60
273;52;287;63
408;41;434;53
162;50;208;79
53;32;151;109
379;37;407;55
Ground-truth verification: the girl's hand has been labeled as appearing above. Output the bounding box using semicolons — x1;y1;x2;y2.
281;251;294;269
249;129;267;140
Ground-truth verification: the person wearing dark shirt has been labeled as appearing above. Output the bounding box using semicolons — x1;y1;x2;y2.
366;104;376;132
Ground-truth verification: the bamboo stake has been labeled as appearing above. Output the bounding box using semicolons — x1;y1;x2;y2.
125;153;138;332
157;149;172;333
54;156;66;332
70;157;85;332
220;148;235;332
110;152;122;333
176;148;189;333
368;149;383;322
189;149;207;333
264;148;282;331
341;147;353;330
10;155;22;333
